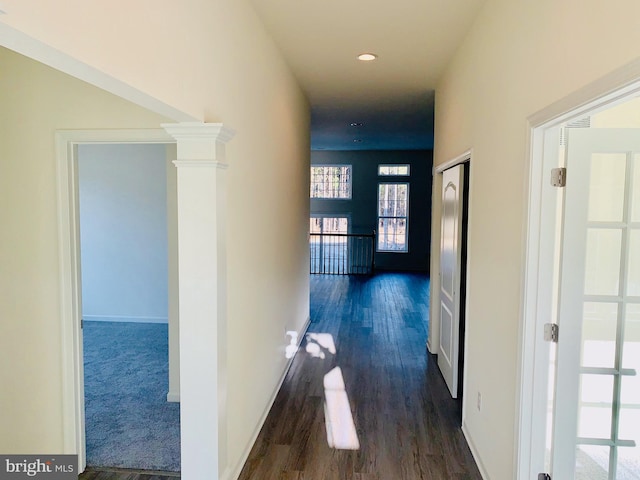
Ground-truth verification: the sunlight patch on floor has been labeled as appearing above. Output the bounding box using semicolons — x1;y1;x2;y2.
323;367;360;450
287;332;360;450
306;333;337;358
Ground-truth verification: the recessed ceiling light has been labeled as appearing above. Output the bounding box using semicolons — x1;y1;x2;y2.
353;139;363;143
357;53;377;61
350;122;363;127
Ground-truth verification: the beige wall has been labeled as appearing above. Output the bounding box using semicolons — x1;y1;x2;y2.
0;46;172;452
0;0;300;124
0;0;310;472
432;1;640;478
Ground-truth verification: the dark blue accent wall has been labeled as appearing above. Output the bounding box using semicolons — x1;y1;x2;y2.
311;150;433;272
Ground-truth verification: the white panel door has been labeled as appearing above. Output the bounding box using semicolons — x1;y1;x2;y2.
552;129;640;479
438;164;465;398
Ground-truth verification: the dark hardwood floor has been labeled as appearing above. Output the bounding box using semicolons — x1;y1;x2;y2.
79;273;481;480
79;467;179;479
238;273;482;480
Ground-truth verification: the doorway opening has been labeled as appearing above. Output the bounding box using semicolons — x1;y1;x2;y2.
56;130;180;474
456;162;470;415
518;71;640;479
77;143;180;471
432;154;471;421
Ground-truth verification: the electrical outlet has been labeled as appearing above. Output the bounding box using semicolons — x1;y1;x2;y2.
477;392;482;412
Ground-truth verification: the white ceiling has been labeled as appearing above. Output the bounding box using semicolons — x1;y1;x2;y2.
248;0;485;150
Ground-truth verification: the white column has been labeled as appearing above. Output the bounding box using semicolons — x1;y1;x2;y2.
162;122;234;480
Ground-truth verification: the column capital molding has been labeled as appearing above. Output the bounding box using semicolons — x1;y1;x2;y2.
162;122;235;163
161;122;235;144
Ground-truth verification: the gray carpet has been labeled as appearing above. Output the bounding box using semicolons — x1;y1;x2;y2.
83;321;180;471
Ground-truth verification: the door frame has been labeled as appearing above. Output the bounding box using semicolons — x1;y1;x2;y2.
428;150;472;413
516;59;640;479
437;164;464;398
55;128;176;471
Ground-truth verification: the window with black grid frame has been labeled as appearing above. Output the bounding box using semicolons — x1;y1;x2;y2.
377;182;409;252
310;165;352;199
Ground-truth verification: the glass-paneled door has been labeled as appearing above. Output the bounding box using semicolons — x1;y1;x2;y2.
552;128;640;479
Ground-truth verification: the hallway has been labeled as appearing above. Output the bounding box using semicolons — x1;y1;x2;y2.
238;273;482;480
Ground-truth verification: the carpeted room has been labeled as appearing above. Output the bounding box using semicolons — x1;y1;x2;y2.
78;143;181;472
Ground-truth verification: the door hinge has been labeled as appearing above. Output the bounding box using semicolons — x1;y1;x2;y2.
550;167;567;187
538;473;551;480
81;319;84;329
544;323;559;343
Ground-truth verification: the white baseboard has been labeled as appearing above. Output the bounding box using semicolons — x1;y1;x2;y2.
166;391;180;403
83;315;168;324
226;316;311;480
462;421;490;480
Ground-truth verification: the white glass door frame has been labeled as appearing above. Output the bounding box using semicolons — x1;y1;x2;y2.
516;65;640;480
553;128;640;479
